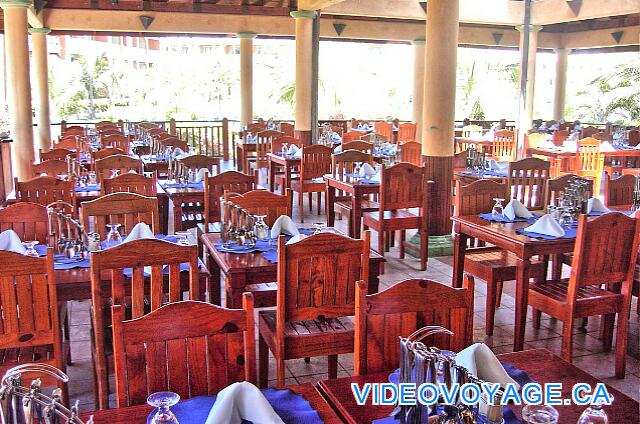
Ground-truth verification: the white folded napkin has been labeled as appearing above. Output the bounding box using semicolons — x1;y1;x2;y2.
195;168;209;182
359;163;377;178
456;343;519;389
332;132;342;142
128;169;138;174
562;139;578;152
599;141;615;152
524;214;565;237
123;222;154;243
171;147;186;158
292;148;303;158
333;145;342;153
285;234;308;245
205;382;284;424
502;199;533;220
369;171;381;182
587;197;610;213
270;215;300;238
486;159;508;171
537;139;556;149
287;144;299;155
0;229;27;254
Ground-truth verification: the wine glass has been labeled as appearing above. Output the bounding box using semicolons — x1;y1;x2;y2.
88;171;97;185
110;169;120;179
147;391;180;424
281;142;289;156
22;241;39;257
105;223;122;247
577;399;611;424
175;231;191;246
492;198;505;216
313;222;326;234
522;404;559;423
253;215;269;241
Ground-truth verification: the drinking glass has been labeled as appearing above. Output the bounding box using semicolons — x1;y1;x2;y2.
253;215;269;241
577;401;610;424
175;231;191;246
88;172;97;185
22;241;39;257
281;142;289;156
147;391;180;424
492;198;505;216
110;169;120;178
105;223;122;246
313;222;326;234
522;405;559;423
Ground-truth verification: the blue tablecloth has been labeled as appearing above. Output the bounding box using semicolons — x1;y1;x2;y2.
143;154;168;161
459;169;507;177
516;226;577;240
214;229;314;264
75;184;101;193
146;389;323;424
160;181;204;190
479;213;538;224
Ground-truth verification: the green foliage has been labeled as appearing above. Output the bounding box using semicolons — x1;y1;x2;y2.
470;99;485;120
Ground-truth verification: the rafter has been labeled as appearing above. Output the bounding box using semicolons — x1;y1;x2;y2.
297;0;344;10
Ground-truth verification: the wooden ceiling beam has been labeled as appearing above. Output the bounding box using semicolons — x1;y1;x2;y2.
531;0;640;26
297;0;345;10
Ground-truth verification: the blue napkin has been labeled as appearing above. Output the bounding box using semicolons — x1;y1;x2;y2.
460;169;507;177
75;184;101;193
214;229;314;264
479;213;537;224
161;181;204;190
146;389;322;424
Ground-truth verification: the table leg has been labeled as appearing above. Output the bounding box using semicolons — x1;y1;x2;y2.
452;230;468;288
158;193;170;235
284;164;292;195
226;273;247;309
269;159;276;192
203;246;222;306
514;257;531;352
173;198;183;233
326;182;335;228
368;260;381;294
237;146;244;172
351;188;362;239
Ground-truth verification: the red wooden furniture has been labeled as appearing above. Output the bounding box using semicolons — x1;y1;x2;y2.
32;159;68;177
563;137;604;196
93;147;126;160
354;278;473;376
15;176;76;214
290;145;333;222
628;129;639;147
40;148;74;161
258;231;370;387
397;123;416;143
0;202;49;244
280;122;295;137
545;174;593;207
102;134;130;152
103;172;157;196
341;140;373;154
398;141;421;166
604;174;634;207
90;238;200;409
528;212;640;377
94;155;143;182
454;179;546;336
362;163;430;270
507;157;551;210
202;171;257;232
373;122;393;141
112;297;255;407
342;131;364;143
81;192;159;239
176;154;222;178
492;129;516;162
247;130;283;171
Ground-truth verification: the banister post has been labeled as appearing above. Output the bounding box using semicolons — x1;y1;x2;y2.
169;118;177;135
60;120;67;133
222;118;229;161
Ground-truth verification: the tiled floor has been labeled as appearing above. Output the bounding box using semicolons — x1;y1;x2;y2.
63;166;640;411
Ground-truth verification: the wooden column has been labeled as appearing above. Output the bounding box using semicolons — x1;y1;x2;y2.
412;39;425;143
516;24;542;155
291;10;316;145
238;32;256;129
30;27;52;156
1;0;35;182
553;48;570;122
421;0;458;236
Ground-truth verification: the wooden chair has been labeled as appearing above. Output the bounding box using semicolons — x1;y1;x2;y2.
397;123;417;143
454;179;546;335
99;128;122;137
53;137;78;151
103;172;157;197
271;135;299;154
15;176;76;214
90;238;200;409
528;212;639;377
545;174;593;207
290;145;333;222
399;141;421;166
354;278;474;375
176;154;221;178
32;159;68;177
564;137;604;196
258;231;370;387
362;163;430;270
507;157;551;210
94;155;143;182
627;129;639;147
605;174;635;208
593;132;611;141
280;122;294;137
581;126;598;138
341;139;374;154
342;131;364;143
247;130;283;171
81;192;159;238
61;125;85;137
491;130;516;162
0;249;65;394
40;148;74;161
93;147;126;160
112;298;255;407
102;134;130;153
0;202;49;244
203;171;257;233
374;122;393;141
552;130;569;146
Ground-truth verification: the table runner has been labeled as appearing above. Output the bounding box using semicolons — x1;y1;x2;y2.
75;184;101;193
160;181;204;190
459;169;507;177
479;213;537;224
146;389;323;424
213;228;315;264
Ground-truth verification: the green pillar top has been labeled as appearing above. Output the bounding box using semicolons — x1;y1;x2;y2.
412;39;426;45
29;27;52;34
515;24;543;32
290;10;316;19
237;32;257;39
0;0;33;8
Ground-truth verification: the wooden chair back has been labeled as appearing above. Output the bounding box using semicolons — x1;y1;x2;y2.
332;150;374;179
53;137;78;150
157;136;189;153
0;249;62;370
15;176;76;213
628;129;639;147
102;134;130;152
397;123;416;142
271;136;299;154
374;122;393;141
99;128;122;136
277;231;370;323
81;192;159;238
330;125;344;136
61;126;84;137
40;148;74;161
254;130;283;166
103;172;157;196
94;155;143;182
0;202;49;244
342;131;364;143
354;278;474;375
32;159;68;177
552;130;569;146
605;174;635;207
176;154;220;178
280;122;294;137
93;147;126;160
492;130;516;161
593;132;611;141
454;179;509;247
507;157;550;210
379;163;426;211
245;123;266;134
342;140;373;154
581;126;598;138
399;141;421;166
574;137;604;194
300;145;333;181
225;189;291;227
96;121;118;130
545;174;593;207
112;298;255;407
204;171;256;228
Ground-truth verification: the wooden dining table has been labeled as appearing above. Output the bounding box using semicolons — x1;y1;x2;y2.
200;232;386;308
268;152;300;193
324;174;380;239
236;140;256;173
451;215;576;351
82;383;343;423
316;348;639;424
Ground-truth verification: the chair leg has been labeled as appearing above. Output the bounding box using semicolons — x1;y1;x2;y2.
560;318;574;363
602;313;615;352
298;190;304;223
308;192;312;212
485;278;497;337
258;334;269;388
377;229;385;256
276;357;286;388
419;228;428;271
551;255;563;280
399;230;406;258
615;311;628;378
316;192;321;215
328;355;338;379
532;309;542;329
495;281;504;308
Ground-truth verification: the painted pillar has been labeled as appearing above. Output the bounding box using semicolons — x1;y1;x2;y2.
238;32;257;129
516;24;542;154
0;0;35;181
412;39;425;143
30;27;52;155
553;48;570;122
421;0;459;235
291;10;316;145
